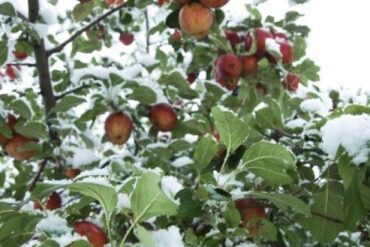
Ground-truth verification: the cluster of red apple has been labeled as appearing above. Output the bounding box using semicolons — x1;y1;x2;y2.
216;27;301;92
0;114;38;161
0;51;28;80
33;191;108;247
176;0;229;38
104;103;177;145
235;197;266;236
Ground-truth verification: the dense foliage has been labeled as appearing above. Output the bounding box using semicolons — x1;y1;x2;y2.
0;0;369;246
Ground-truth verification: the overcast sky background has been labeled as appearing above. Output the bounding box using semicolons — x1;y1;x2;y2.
224;0;370;91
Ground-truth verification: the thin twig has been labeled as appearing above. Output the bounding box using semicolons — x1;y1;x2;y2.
55;83;91;100
7;63;36;67
47;3;126;56
28;160;48;191
144;9;150;53
16;11;29;22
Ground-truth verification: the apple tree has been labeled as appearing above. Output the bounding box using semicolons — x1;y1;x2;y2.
0;0;369;246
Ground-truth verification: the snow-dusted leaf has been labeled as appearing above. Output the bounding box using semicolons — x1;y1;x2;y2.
0;40;8;66
129;86;156;105
51;95;86;113
0;3;16;17
193;135;218;172
254;100;284;130
131;172;177;222
211;106;249;152
69;183;118;219
241;141;296;184
14;121;48;139
9;99;32;120
250;192;310;216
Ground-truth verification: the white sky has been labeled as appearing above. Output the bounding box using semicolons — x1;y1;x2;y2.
224;0;370;91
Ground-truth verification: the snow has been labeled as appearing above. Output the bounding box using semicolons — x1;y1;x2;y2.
286;118;307;129
171;157;193;167
52;233;88;246
78;176;112;186
321;114;370;165
117;193;131;210
265;38;281;57
63;147;99;168
161;176;183;204
75;167;109;179
36;213;70;234
300;98;332;117
151;226;184;247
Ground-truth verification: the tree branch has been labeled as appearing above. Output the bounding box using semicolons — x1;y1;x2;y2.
55;83;91;100
28;160;47;191
7;63;36;67
144;9;150;53
46;3;126;56
16;11;29;22
28;0;39;23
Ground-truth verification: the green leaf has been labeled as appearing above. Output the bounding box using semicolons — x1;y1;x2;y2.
175;188;204;220
211;106;249;152
8;99;32;120
0;117;12;139
0;40;8;66
165;9;180;29
39;239;60;247
250;192;310;216
31;183;66;200
128;86;156;105
72;1;94;21
344;104;370;115
305;183;344;243
0;3;16;17
295;59;320;83
69;182;118;219
254;100;283;130
241;141;296;185
158;72;198;99
68;240;93;247
51;95;86;113
293;35;306;60
14;121;48;139
260;219;277;241
137;226;155;247
131;172;177;222
193;135;218;172
223;202;241;228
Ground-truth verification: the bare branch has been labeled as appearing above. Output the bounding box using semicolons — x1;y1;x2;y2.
145;9;150;53
7;63;36;67
28;160;47;191
55;83;91;100
47;3;126;56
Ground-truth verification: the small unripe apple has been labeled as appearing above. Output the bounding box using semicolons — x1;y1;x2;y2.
158;0;169;6
179;3;214;38
105;0;124;6
149;103;177;132
34;192;62;211
74;220;109;247
224;30;241;46
12;51;28;60
215;53;242;79
0;114;17;146
239;56;258;77
119;32;134;45
255;28;273;54
186;72;197;84
215;70;238;91
104;112;133;145
235;198;266;236
172;29;182;42
64;168;81;179
199;0;229;8
6;135;37;160
283;73;300;92
5;65;17;80
279;41;293;64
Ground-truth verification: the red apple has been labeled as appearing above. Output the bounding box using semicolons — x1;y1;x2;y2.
215;53;242;79
0;114;17;146
172;29;182;42
215;70;238;91
12;51;28;60
149;103;177;132
74;220;109;247
34;192;62;211
186;72;197;84
283;73;300;92
104;112;133;145
273;31;288;41
235;198;266;235
255;28;273;54
279;41;293;64
105;0;124;6
239;56;258;77
5;65;17;80
224;30;241;46
6;135;37;160
158;0;169;6
64;168;81;179
119;32;134;45
199;0;229;8
179;3;214;38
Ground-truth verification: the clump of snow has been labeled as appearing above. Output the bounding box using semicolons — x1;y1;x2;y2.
286;118;307;129
161;176;183;204
53;233;88;246
171;157;193;167
321;114;370;165
36;213;70;234
265;38;281;57
300;98;332;117
152;226;184;247
64;147;99;168
117;193;131;210
78;176;112;186
75;167;109;179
